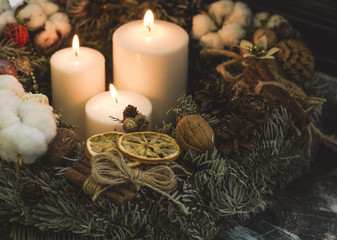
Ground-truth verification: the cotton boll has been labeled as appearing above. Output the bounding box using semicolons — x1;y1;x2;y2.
34;20;59;48
49;12;71;38
0;10;17;34
0;0;10;14
200;32;224;49
17;3;47;31
18;101;57;143
227;2;252;26
266;14;288;29
253;12;270;27
218;22;245;47
208;0;234;27
0;93;21;130
0;123;48;164
25;0;59;16
0;89;21;112
36;1;59;16
192;14;217;40
0;108;20;130
0;75;26;97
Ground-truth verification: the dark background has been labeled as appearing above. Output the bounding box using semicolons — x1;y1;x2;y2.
246;0;337;76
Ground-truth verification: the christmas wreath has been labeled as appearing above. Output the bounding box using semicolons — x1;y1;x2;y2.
0;0;335;239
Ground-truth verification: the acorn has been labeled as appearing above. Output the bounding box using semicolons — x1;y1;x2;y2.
123;118;138;133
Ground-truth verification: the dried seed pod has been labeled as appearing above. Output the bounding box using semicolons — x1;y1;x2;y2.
176;115;215;152
253;28;277;48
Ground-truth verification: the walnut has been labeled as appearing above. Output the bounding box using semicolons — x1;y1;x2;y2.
175;115;215;152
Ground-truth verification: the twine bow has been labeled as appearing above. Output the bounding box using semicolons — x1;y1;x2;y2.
83;150;189;214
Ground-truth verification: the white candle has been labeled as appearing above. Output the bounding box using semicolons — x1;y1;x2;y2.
85;84;153;139
113;10;188;127
51;35;105;139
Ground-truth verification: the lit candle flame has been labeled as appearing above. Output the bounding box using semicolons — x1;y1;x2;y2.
144;10;154;33
72;34;80;58
109;83;119;104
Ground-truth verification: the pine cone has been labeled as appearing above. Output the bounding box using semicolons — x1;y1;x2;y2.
276;39;315;82
21;182;43;205
134;114;149;131
123;105;139;119
216;115;256;155
238;93;274;124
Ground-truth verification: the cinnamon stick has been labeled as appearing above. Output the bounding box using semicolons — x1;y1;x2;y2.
68;162;137;201
64;167;128;205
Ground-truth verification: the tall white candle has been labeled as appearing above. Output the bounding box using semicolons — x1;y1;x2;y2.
113;10;188;127
51;35;105;139
85;84;152;139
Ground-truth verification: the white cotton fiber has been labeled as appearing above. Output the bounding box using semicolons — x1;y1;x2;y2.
49;12;71;38
253;12;270;27
0;10;16;34
208;0;234;26
34;20;59;48
200;32;224;49
227;2;252;26
17;3;47;31
24;0;59;16
0;89;21;110
0;0;10;14
0;75;26;97
0;123;48;164
0;75;57;164
18;101;57;142
218;22;245;47
266;14;288;29
192;14;217;40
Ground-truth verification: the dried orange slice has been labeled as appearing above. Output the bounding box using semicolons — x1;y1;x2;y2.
117;131;181;164
85;131;141;168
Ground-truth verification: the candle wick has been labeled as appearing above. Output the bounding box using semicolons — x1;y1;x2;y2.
146;25;151;33
115;97;118;104
75;51;78;58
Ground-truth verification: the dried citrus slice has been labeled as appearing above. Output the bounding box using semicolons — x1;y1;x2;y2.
85;131;141;168
117;131;181;164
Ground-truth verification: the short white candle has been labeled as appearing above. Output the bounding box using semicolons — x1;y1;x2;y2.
85;84;153;139
113;10;188;127
51;35;105;139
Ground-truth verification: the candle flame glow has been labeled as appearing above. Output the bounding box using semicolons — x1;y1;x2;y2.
144;10;154;32
109;84;119;104
72;34;80;58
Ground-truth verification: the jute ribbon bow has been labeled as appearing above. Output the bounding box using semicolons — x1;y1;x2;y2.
83;150;189;214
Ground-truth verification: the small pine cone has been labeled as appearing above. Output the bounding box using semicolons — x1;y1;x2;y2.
276;39;315;82
135;114;149;131
123;105;139;119
21;182;43;205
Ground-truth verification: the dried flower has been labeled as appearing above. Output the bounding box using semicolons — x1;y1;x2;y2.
239;35;279;59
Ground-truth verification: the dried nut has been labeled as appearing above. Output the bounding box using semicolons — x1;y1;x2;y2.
176;115;215;152
253;28;277;48
123;118;138;132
